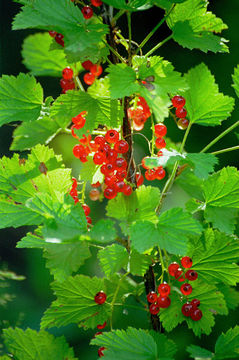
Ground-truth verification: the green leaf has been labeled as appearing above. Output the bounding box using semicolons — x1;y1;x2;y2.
3;328;77;360
168;0;228;53
129;250;152;276
108;64;139;99
214;326;239;359
184;63;234;126
98;244;128;277
17;229;46;249
130;208;202;254
0;197;42;229
187;345;213;359
232;64;239;98
0;73;43;126
51;90;121;138
88;219;117;244
217;284;239;310
13;0;108;63
44;242;91;282
79;156;104;185
106;186;160;234
91;327;177;360
99;0;152;11
22;32;71;77
204;207;238;235
154;0;188;11
189;229;239;286
41;275;110;329
11;115;59;151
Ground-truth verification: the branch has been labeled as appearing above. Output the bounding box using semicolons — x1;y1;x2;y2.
144;266;161;332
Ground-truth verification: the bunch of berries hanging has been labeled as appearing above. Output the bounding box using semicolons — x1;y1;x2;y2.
128;96;151;131
93;290;107;358
147;282;171;315
171;95;189;130
81;60;103;85
60;67;75;93
48;30;64;47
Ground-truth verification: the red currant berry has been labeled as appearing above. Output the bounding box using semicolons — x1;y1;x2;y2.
191;308;203;321
60;78;75;91
106;149;118;163
98;347;106;358
177;118;189;130
149;303;160;315
123;184;132;196
104;187;117;200
180;283;192;296
82;60;93;70
82;204;91;216
181;303;193;317
116;169;127;180
73;144;85;158
175;268;184;281
181;256;193;269
155;137;166;149
191;299;200;308
86;216;92;224
128;107;147;125
81;6;93;19
91;181;101;188
155;166;166;180
93;152;105;165
89;188;100;201
141;157;149;169
154;123;167;138
185;270;198;281
94;135;106;146
114;140;129;154
83;72;95;85
72;113;86;128
91;0;103;6
49;30;57;37
168;262;179;276
97;321;107;330
55;33;64;46
157;150;163;157
176;107;187;118
104;175;117;187
157;296;171;308
90;64;103;77
94;291;107;304
158;283;171;297
133;121;144;131
105;129;119;144
136;172;144;187
62;67;73;80
172;95;186;108
114;180;126;193
147;291;158;303
114;158;127;170
145;169;156;181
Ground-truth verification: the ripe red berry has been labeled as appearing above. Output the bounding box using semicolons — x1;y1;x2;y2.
123;184;132;196
128;107;147;125
116;169;127;180
89;188;100;201
86;216;92;224
90;64;103;77
105;129;119;144
94;135;106;146
133;121;144;131
83;72;95;85
94;291;107;304
93;152;105;165
104;187;117;200
114;158;127;170
55;33;64;46
191;299;200;308
141;157;149;170
154;123;167;138
82;204;91;216
62;67;73;80
72;113;86;128
149;303;160;315
81;6;93;19
82;60;93;70
97;321;107;330
177;118;189;130
180;283;192;296
136;173;144;187
185;270;198;281
73;144;85;158
181;256;193;269
191;308;203;321
175;268;184;281
114;140;129;154
60;78;75;91
49;30;57;38
155;166;166;180
176;107;187;118
157;296;171;308
98;347;106;358
147;291;158;303
155;137;166;149
181;303;193;317
91;0;103;6
168;262;179;276
114;180;126;193
104;175;117;187
172;95;186;108
158;283;171;297
145;169;156;181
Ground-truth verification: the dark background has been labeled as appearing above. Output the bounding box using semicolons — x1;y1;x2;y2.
0;1;239;358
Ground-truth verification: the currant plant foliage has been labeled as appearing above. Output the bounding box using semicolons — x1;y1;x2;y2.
1;0;239;358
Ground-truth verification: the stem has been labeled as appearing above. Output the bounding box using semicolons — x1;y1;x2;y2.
127;11;132;65
179;122;192;153
75;76;85;92
211;145;239;155
200;120;239;153
144;34;173;57
135;4;175;55
103;41;126;63
111;9;126;25
144;266;161;331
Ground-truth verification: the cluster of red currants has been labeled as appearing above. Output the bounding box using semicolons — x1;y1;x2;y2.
128;97;151;131
48;30;64;47
171;95;189;130
147;283;171;315
69;178;92;225
60;66;75;93
81;60;103;85
94;290;107;358
168;257;202;321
